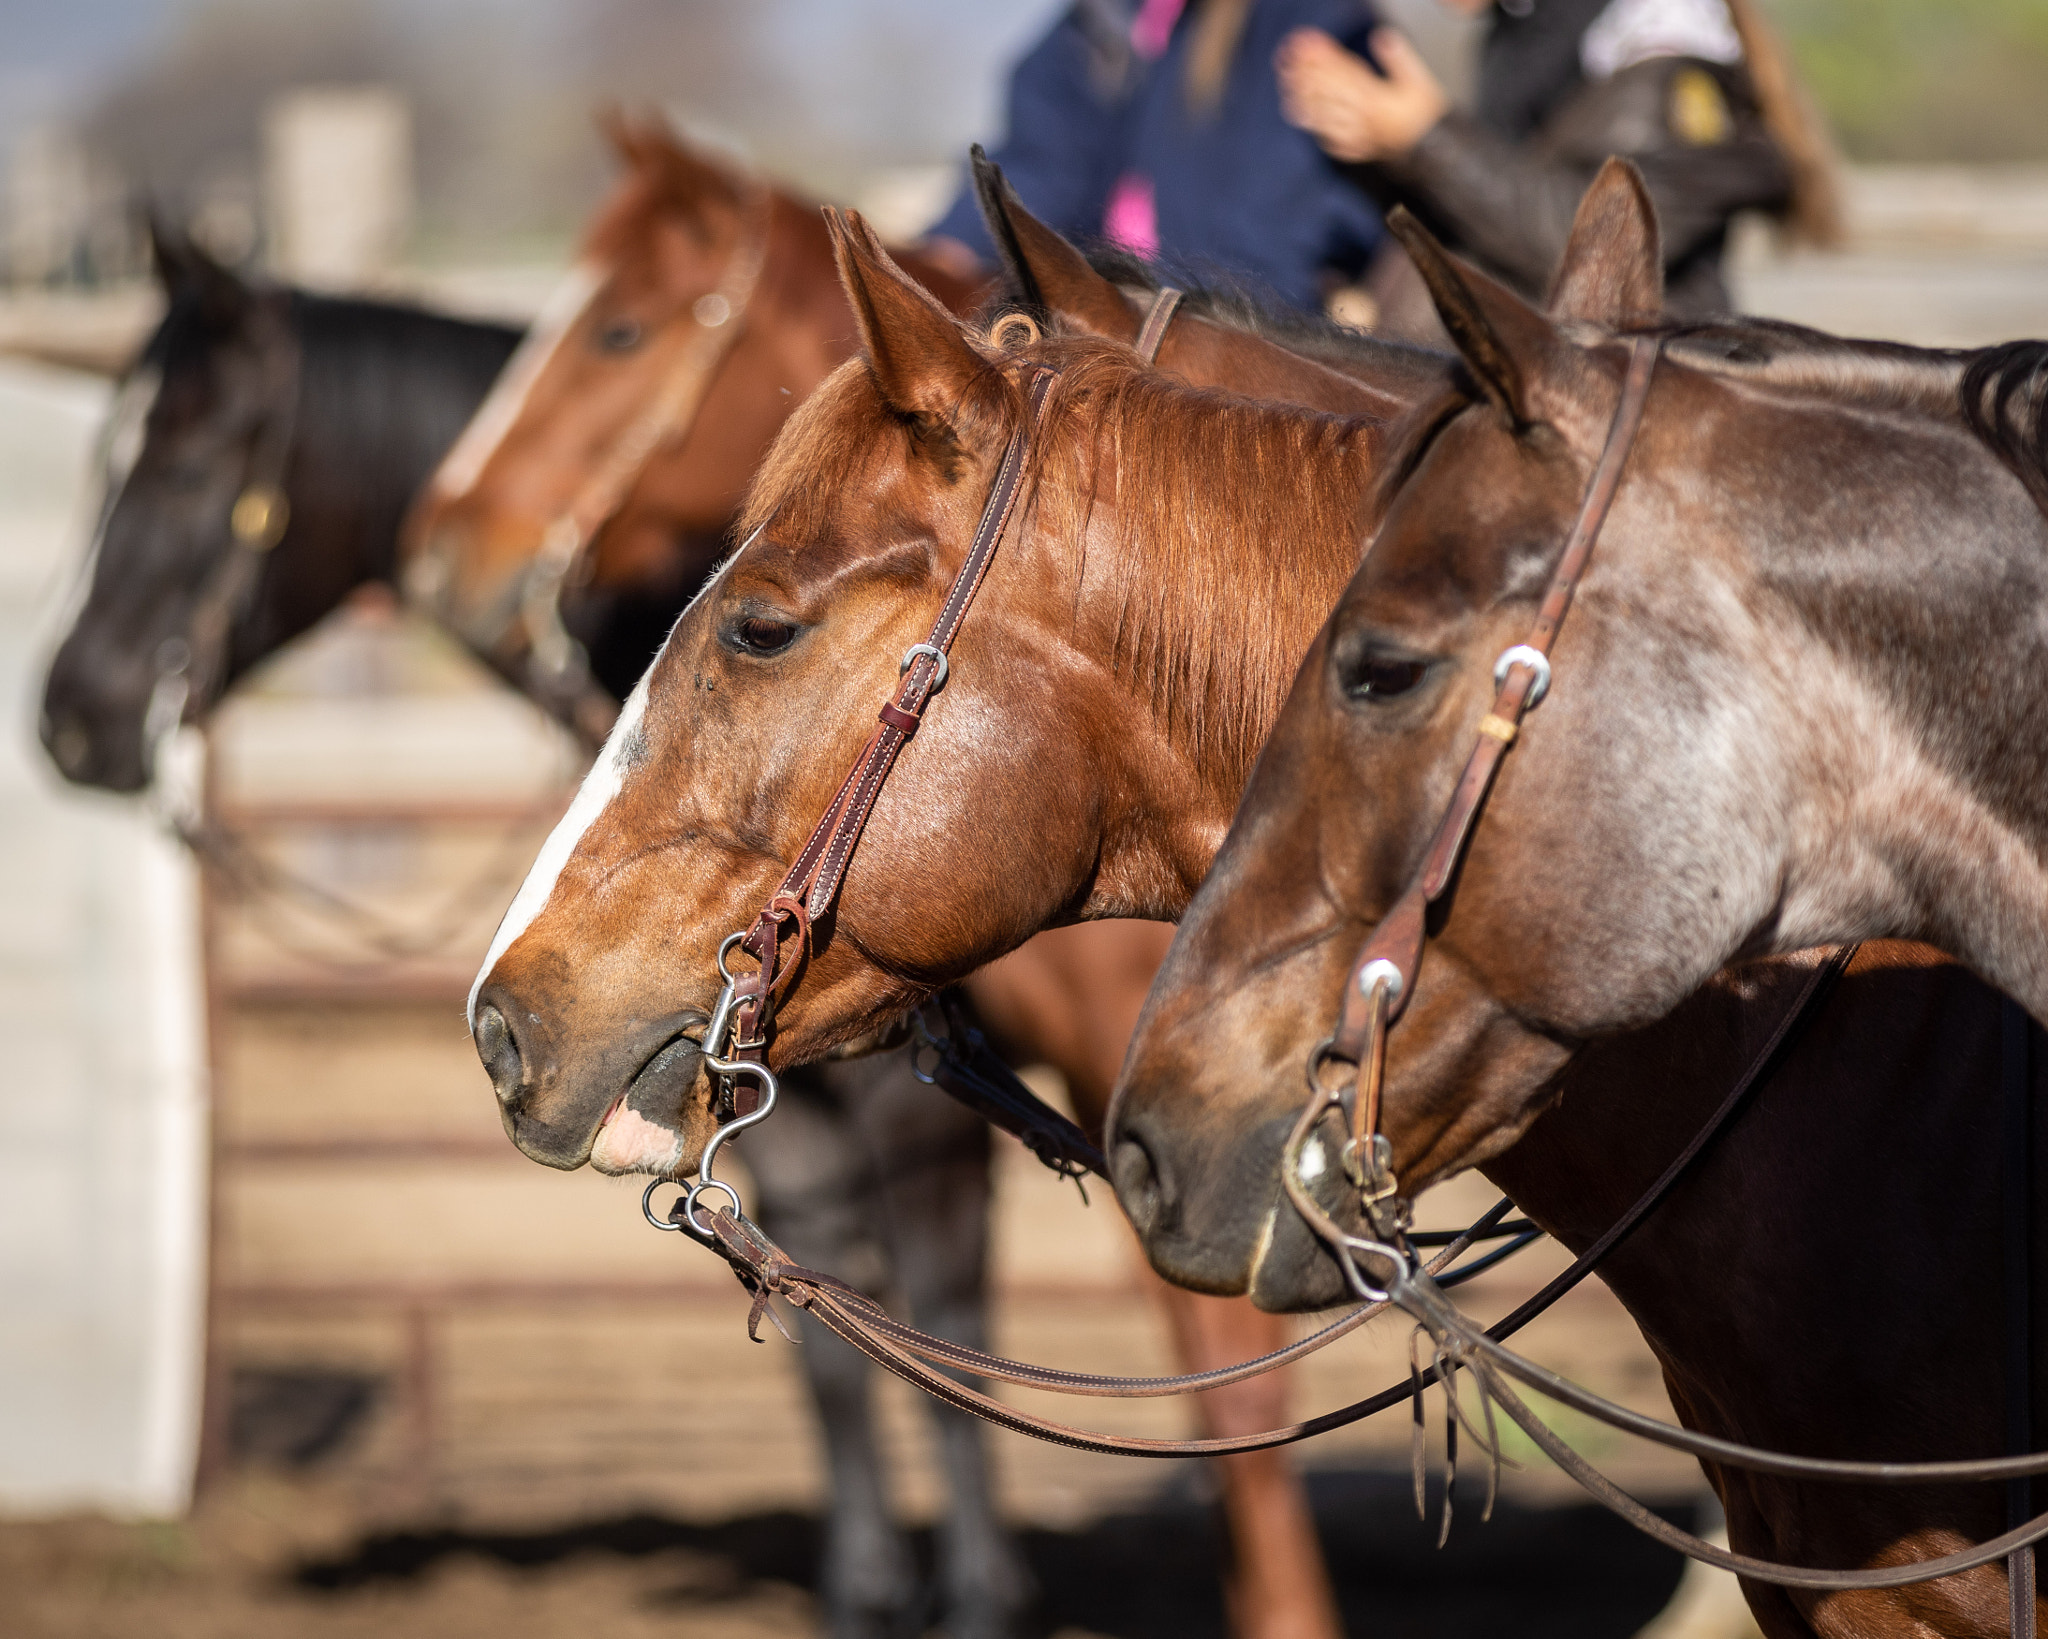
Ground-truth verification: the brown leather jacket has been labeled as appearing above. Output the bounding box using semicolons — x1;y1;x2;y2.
1367;55;1791;319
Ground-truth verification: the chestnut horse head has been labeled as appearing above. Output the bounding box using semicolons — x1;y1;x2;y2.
404;115;984;734
1113;161;2048;1293
466;210;1435;1178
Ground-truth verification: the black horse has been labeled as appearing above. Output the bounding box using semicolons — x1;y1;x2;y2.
39;225;1029;1639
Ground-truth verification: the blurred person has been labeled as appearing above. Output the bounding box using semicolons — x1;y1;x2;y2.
1274;0;1841;326
925;0;1388;315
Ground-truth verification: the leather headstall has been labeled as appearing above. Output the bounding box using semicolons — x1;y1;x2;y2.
1309;334;1663;1227
1133;285;1183;366
718;366;1060;1113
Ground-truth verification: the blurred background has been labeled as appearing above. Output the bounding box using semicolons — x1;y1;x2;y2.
2;2;2046;1637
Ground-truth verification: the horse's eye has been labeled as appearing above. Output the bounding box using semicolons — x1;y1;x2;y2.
596;317;643;354
1345;655;1431;703
730;616;800;657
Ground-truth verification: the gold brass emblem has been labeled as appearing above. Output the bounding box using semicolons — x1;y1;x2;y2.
1669;66;1733;147
230;484;289;549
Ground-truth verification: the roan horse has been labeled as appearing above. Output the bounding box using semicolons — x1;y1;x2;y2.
1117;161;2048;1205
475;175;2048;1634
36;222;1031;1639
421;129;1439;1639
1107;167;2048;1633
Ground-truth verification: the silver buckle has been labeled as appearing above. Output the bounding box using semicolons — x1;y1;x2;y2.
1492;644;1552;709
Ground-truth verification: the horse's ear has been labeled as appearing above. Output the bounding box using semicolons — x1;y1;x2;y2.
648;127;740;212
1546;159;1664;326
970;146;1137;344
147;209;196;295
827;206;986;427
149;210;248;321
1386;206;1558;428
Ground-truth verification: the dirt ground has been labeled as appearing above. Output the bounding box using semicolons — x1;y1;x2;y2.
0;1465;1699;1639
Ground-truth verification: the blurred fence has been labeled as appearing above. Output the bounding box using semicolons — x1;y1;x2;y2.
0;362;207;1515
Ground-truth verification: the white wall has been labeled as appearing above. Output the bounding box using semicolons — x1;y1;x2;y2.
0;358;207;1516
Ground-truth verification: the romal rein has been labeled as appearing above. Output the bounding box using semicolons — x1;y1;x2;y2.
660;331;2048;1604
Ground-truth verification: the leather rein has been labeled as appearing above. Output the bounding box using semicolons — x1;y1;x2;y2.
649;318;2048;1602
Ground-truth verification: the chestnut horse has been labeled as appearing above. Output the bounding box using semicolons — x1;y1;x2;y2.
1119;161;2048;1205
402;115;984;735
38;217;1034;1639
474;183;2047;1634
419;133;1417;1639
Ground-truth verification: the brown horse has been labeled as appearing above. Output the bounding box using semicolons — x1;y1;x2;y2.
472;180;2048;1634
403;115;984;731
1115;160;2048;1206
462;206;1408;1175
430;142;1427;1639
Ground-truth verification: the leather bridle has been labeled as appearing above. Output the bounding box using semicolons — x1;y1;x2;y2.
143;296;301;751
1289;333;1663;1247
674;363;1059;1223
646;325;2048;1608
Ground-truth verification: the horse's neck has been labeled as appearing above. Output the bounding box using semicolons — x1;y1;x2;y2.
1484;946;2009;1457
289;297;519;587
1067;397;1379;910
1766;437;2048;1021
1477;956;1822;1373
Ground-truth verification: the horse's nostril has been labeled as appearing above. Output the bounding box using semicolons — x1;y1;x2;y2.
1111;1119;1168;1236
474;1003;524;1105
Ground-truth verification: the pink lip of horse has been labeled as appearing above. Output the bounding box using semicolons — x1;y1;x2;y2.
591;1097;682;1175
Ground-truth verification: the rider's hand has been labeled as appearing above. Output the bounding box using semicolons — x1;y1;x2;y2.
1275;27;1450;164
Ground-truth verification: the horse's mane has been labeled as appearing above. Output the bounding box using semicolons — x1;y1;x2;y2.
285;291;519;490
1962;341;2048;516
740;329;1373;778
991;241;1447;389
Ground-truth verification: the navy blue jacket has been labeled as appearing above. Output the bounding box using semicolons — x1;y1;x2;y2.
930;0;1385;314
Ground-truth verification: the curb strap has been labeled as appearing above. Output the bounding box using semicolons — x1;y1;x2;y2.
1321;335;1662;1212
1133;285;1183;365
723;368;1059;1110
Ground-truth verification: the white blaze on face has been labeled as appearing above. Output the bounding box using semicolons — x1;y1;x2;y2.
466;535;755;1030
428;260;605;504
468;668;650;1028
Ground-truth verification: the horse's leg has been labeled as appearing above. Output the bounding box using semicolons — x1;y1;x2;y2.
843;1050;1035;1639
965;922;1344;1639
744;1065;918;1639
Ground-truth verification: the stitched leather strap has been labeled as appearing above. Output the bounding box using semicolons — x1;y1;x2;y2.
1331;335;1661;1059
1133;285;1183;365
725;368;1059;1104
